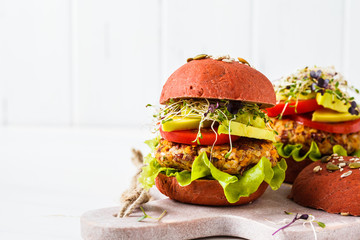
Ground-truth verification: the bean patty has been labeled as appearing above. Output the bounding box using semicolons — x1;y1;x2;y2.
272;117;360;155
155;138;278;175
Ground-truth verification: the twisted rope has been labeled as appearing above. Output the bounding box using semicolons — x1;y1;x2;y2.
116;149;151;218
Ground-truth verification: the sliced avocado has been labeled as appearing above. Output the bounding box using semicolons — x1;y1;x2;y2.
218;120;275;142
161;117;212;132
312;108;360;122
235;112;265;128
316;92;350;113
277;92;316;101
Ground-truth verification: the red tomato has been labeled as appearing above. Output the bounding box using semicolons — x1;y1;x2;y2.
266;99;322;117
292;114;360;134
159;127;239;145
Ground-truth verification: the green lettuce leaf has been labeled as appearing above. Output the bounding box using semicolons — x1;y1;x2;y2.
275;141;355;162
269;157;287;189
139;151;287;203
274;141;321;162
333;145;347;157
144;136;160;151
353;149;360;157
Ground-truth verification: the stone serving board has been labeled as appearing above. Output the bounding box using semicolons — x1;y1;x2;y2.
81;184;360;240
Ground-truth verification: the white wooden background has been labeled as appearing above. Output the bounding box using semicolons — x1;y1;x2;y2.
0;0;359;127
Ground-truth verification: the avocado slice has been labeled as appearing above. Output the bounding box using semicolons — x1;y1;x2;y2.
161;116;212;132
218;120;275;142
235;112;265;128
312;108;360;122
316;92;350;113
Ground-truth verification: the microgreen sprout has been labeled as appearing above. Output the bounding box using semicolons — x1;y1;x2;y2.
273;211;326;237
149;98;273;145
147;98;275;162
317;221;326;228
137;206;167;222
274;66;360;118
224;116;236;158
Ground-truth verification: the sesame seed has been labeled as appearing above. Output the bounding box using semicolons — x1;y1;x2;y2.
341;212;350;216
340;168;344;172
313;165;321;173
341;171;352;178
339;162;346;167
222;59;233;63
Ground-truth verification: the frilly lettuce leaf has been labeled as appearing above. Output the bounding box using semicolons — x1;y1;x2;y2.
139;151;287;204
274;141;321;162
269;157;287;189
333;145;347;157
353;149;360;157
275;141;355;162
144;136;160;152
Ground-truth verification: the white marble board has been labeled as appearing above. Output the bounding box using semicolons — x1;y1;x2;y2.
81;184;360;240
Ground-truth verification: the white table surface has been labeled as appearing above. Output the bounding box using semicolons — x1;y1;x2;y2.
0;126;157;240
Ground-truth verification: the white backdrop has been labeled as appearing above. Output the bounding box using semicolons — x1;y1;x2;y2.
0;0;359;127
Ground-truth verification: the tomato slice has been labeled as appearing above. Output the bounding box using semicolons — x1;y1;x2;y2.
266;99;322;117
159;127;239;145
292;114;360;134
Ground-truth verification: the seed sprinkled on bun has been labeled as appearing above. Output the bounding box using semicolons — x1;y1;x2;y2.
160;57;275;107
290;155;360;216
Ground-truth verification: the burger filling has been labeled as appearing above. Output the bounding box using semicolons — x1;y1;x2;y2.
153;98;276;142
156;138;278;175
139;97;287;204
272;117;360;155
267;66;360;161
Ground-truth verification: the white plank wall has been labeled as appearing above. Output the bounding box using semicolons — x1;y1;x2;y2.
0;0;359;127
0;0;72;125
76;0;160;127
253;0;345;80
345;0;360;82
161;0;252;83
